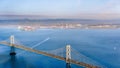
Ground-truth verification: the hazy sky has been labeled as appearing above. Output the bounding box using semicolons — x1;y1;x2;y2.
0;0;120;19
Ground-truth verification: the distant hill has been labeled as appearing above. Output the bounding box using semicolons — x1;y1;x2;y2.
0;15;120;25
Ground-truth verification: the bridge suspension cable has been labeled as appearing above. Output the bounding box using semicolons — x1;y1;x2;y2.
0;35;100;68
18;37;50;55
71;47;106;68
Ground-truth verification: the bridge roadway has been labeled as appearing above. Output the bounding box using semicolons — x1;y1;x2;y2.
0;41;99;68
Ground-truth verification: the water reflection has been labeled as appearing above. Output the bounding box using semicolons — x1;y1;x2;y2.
10;55;16;68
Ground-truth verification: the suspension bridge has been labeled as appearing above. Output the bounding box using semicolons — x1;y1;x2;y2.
0;35;101;68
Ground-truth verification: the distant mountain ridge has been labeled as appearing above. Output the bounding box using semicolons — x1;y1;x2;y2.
0;15;120;25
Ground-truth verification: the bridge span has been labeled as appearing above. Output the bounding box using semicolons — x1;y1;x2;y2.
0;35;99;68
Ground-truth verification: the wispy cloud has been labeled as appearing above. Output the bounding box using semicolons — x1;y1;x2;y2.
98;0;120;14
0;0;119;19
95;0;120;19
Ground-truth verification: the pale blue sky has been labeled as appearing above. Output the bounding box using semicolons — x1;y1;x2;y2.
0;0;120;19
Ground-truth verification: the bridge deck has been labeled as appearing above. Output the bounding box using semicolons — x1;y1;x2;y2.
0;41;99;68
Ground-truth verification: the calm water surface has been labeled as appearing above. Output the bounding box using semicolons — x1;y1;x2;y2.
0;27;120;68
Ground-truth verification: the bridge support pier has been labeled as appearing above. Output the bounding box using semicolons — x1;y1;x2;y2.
66;45;71;68
66;63;71;68
10;35;16;56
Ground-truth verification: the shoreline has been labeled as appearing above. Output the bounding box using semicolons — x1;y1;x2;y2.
0;24;120;29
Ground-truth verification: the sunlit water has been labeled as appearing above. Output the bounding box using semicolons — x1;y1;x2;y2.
0;27;120;68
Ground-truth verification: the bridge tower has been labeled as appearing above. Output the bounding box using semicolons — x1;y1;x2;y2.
10;35;16;55
66;45;71;68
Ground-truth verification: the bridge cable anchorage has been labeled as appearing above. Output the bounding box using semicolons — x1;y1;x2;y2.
10;35;16;56
0;35;100;68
